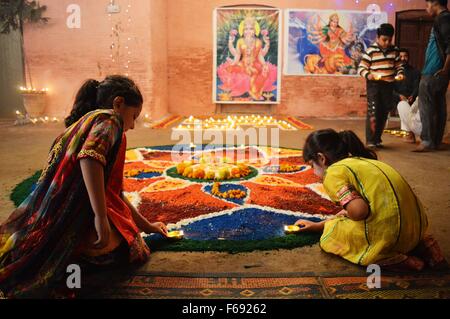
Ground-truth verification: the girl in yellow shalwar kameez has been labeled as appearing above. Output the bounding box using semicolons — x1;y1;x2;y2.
296;129;446;271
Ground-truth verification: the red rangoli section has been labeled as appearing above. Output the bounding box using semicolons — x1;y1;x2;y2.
138;184;236;224
244;182;340;215
270;170;322;185
123;178;164;193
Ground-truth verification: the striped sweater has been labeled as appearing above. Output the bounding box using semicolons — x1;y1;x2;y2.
358;43;404;82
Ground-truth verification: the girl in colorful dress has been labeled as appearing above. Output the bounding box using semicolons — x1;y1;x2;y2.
0;75;168;298
295;129;446;271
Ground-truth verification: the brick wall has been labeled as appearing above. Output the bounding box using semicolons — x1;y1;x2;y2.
166;0;423;117
23;0;163;118
24;0;424;119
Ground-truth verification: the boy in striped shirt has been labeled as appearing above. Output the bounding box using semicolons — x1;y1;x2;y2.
358;23;405;148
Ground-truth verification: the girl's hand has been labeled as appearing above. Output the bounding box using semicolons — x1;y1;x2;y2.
367;73;375;81
336;209;348;218
149;222;169;237
93;215;111;249
294;220;321;232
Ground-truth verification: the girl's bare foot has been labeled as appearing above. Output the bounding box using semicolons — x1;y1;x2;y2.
382;255;425;272
412;235;448;270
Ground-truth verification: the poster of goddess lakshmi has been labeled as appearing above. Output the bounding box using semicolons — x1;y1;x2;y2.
285;9;387;76
213;8;281;104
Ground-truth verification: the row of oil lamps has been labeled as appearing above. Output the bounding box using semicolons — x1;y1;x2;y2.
14;110;61;125
165;225;303;241
176;115;294;130
19;87;50;94
383;129;410;137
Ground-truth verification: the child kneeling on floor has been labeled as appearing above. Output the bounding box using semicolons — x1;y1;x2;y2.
0;75;168;298
295;129;446;272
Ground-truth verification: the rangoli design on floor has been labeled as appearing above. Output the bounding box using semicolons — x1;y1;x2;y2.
123;145;340;250
11;145;341;251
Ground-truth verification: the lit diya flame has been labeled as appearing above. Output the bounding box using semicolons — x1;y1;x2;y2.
395;75;403;81
167;230;184;240
374;74;382;81
284;225;301;234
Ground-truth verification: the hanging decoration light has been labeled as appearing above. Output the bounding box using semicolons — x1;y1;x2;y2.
107;0;133;77
124;1;132;77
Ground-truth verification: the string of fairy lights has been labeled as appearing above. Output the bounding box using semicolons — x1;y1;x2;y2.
351;0;413;9
108;0;133;76
16;0;137;125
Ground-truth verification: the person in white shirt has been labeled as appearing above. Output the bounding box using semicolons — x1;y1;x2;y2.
397;97;422;143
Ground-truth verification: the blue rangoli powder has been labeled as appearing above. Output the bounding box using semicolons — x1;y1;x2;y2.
148;207;323;242
135;172;163;179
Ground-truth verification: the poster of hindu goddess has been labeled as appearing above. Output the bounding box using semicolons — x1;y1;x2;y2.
213;8;281;104
284;9;388;76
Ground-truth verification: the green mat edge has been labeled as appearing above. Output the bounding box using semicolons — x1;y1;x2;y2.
144;233;321;254
10;170;42;207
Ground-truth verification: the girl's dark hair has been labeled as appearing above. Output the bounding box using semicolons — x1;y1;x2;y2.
64;75;143;127
303;129;377;165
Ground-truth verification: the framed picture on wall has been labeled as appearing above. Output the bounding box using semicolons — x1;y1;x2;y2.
284;9;388;76
213;7;282;104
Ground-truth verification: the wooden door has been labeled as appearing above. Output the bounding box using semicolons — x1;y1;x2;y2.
396;10;434;71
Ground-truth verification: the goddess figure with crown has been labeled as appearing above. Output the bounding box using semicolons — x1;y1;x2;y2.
217;15;278;101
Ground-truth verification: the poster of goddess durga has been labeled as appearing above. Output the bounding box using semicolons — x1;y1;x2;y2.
213;8;281;104
285;9;388;76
